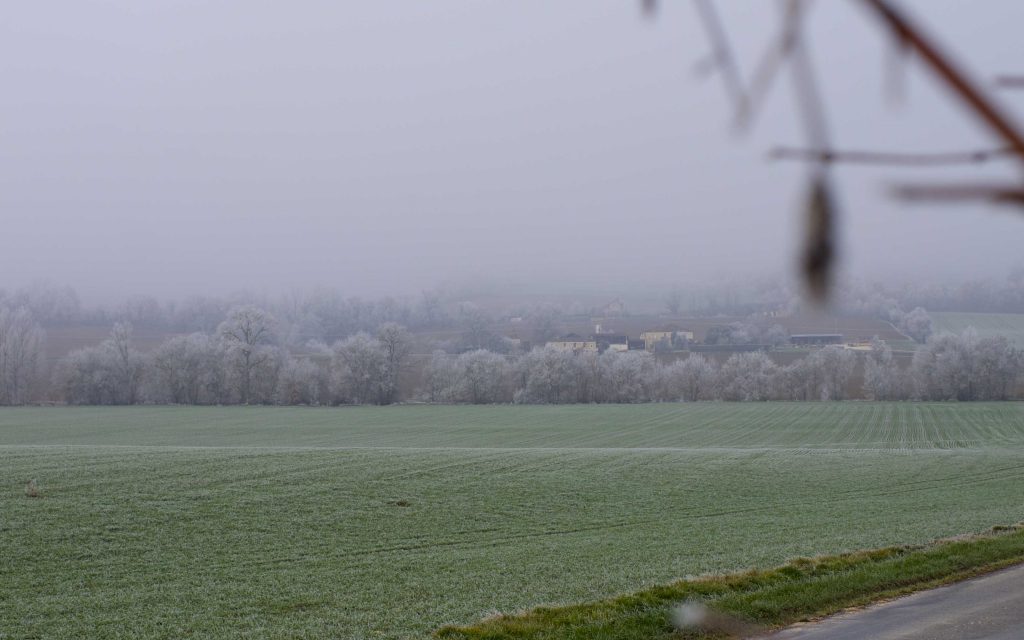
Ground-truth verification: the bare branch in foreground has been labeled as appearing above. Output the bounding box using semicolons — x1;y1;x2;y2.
860;0;1024;163
692;0;748;115
892;182;1024;206
994;75;1024;89
769;146;1015;166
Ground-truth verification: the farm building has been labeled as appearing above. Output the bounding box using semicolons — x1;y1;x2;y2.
546;334;598;353
594;334;629;353
790;333;843;346
641;325;695;351
690;344;768;353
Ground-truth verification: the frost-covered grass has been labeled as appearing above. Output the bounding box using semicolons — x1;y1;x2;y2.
931;311;1024;346
2;403;1024;638
440;526;1024;640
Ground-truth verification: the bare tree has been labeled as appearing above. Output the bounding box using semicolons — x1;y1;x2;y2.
377;322;413;404
0;307;45;405
663;286;684;316
108;323;146;405
218;305;276;404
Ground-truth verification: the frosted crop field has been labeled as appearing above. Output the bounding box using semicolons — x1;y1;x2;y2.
3;403;1024;638
931;311;1024;347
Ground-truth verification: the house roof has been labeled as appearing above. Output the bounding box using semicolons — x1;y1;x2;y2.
551;333;592;342
790;333;843;339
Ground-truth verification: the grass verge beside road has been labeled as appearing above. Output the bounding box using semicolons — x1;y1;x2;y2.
437;524;1024;640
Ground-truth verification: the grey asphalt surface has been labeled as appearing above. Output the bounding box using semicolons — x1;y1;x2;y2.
766;563;1024;640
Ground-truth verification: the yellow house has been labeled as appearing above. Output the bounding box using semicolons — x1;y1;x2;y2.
641;327;694;351
546;334;598;353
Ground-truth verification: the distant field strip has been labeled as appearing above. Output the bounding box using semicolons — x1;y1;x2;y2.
3;404;1024;639
1;403;1023;450
932;311;1024;346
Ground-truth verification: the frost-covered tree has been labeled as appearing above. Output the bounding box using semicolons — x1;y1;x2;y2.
911;329;1023;401
377;323;412;404
60;347;116;404
457;349;512;404
151;333;227;404
972;335;1023;400
276;356;328;405
218;305;276;404
173;295;229;333
333;332;391;404
513;347;582;404
58;323;148;405
863;338;901;400
911;331;973;400
596;350;655;403
108;323;146;405
718;351;777;401
814;345;857;400
780;356;822;401
423;351;460;403
899;307;934;344
0;307;45;405
655;354;717;401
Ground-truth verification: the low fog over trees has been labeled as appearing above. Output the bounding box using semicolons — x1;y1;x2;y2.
12;321;1024;406
1;280;1023;405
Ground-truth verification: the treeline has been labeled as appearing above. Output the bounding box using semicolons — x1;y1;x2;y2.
1;299;1021;405
0;282;455;335
0;282;561;353
58;308;415;406
427;332;1023;404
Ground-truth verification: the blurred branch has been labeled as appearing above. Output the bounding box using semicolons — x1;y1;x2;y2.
995;75;1024;90
893;182;1024;205
860;0;1024;164
770;146;1015;165
737;0;805;129
692;0;748;114
883;33;911;105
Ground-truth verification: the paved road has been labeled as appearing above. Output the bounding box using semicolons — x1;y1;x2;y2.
767;563;1024;640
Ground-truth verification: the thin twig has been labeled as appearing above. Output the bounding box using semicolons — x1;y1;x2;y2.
788;7;831;151
770;146;1015;166
893;182;1024;205
692;0;747;113
736;0;805;129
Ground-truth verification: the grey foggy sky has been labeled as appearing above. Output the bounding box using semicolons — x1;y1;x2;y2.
2;1;1023;303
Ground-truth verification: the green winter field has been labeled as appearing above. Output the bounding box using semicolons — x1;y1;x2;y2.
931;311;1024;346
3;403;1024;639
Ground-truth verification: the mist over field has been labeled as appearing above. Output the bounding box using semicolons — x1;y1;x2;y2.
7;5;1024;638
2;1;1023;303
